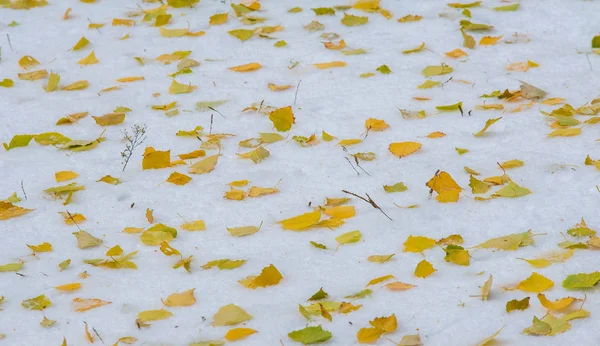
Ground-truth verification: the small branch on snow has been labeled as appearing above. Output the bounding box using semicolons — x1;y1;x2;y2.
342;190;393;221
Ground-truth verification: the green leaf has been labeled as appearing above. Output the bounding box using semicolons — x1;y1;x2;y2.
8;20;18;27
506;297;530;313
341;48;367;55
288;326;332;344
376;65;392;74
341;13;368;26
0;262;24;272
3;134;34;151
274;40;287;47
417;80;440;89
593;35;600;49
34;132;71;145
308;287;329;301
383;182;408;193
336;230;362;245
436;102;462;112
167;0;199;8
228;29;254;41
494;3;519;11
311;7;335;15
448;1;481;8
492;181;531;198
288;7;302;13
460;20;493;31
422;64;453;77
469;175;490;194
21;295;52;310
0;78;14;87
562;272;600;289
344;289;372;299
310;241;327;250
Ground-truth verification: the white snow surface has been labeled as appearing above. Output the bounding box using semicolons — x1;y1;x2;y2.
1;0;600;345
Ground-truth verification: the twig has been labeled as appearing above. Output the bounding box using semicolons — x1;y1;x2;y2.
92;327;104;345
20;180;27;200
354;156;370;176
345;157;360;176
458;104;464;116
294;80;302;106
363;126;371;140
6;34;14;52
87;18;102;34
121;124;147;171
208;106;225;118
209;114;214;135
585;53;593;72
66;210;82;231
342;190;393;221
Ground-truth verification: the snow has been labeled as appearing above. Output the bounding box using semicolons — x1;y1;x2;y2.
1;0;600;345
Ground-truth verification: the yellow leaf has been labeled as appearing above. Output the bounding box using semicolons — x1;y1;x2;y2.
112;18;135;26
225;328;257;341
179;149;205;160
146;208;154;224
357;327;384;343
228;28;254;41
63;80;89;91
55;282;81;291
46;72;60;92
248;186;279;197
159;27;188;37
22;295;52;311
19;55;40;69
402;42;425;54
367;254;395;263
229;62;262;72
313;61;346;69
548;128;582;137
338;138;362;146
27;242;52;253
341;13;368;26
324;39;346;50
237;146;270;163
0;262;24;272
537;293;577;311
367;274;394;287
426;131;446;138
72;297;111;312
40;316;56;327
18;69;48;81
73;231;103;249
474;117;502;136
224;188;247;201
269;106;295;132
164;289;196;307
502;159;524;169
336;230;362;245
92;113;125;126
370;314;397;333
323;206;355;219
445;48;467;58
188;155;219;174
213;304;252;326
365;118;389;131
436;101;463;112
142;147;171;169
97;175;121;185
180;220;206;231
397;14;422;22
268;83;293;91
78;51;99;65
169;80;197;94
136;309;173;323
71;37;89;50
389;142;422;158
517;272;555;292
280;209;321;231
116;76;145;83
404;235;436;253
422;64;453;77
479;35;502;45
165;172;192;186
210;13;229;25
227;222;262;237
385;281;416;291
55;170;78;182
469;175;490;194
0;78;14;88
58;212;86;225
106;245;123;256
414;259;436;278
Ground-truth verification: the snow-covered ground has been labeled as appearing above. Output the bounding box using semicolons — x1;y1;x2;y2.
1;0;600;345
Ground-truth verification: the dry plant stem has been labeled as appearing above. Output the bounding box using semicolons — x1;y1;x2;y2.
342;190;393;221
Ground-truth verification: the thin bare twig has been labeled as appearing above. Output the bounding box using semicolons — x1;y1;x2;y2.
585;53;593;71
92;327;104;344
294;80;302;106
20;180;27;200
342;190;393;221
345;158;360;176
354;156;370;176
208;106;225;118
209;114;214;135
66;210;82;231
6;34;14;52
